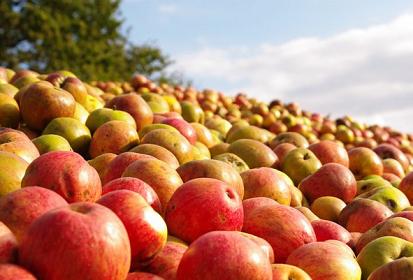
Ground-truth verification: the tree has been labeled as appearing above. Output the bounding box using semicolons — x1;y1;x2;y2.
0;0;182;83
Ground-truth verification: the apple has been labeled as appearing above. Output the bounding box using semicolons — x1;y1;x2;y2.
176;231;272;280
241;167;291;205
177;159;244;199
357;175;393;195
308;140;349;167
102;177;162;213
242;204;316;263
282;148;322;185
348;147;383;180
180;101;205;124
299;163;356;203
122;158;183;212
355;217;413;253
356;186;410;212
0;94;20;128
102;152;155;184
126;272;165;280
228;139;278;169
19;202;131;280
0;264;36;280
129;143;180;169
87;152;117;181
271;264;311;280
383;158;405;178
61;77;88;106
242;197;279;220
311;219;351;244
0;186;68;242
374;143;409;172
310;196;346;222
286;241;361;280
296;206;320;222
357;236;413;279
339;198;393;233
106;93;153;131
89;120;139;158
367;257;413;280
21;151;101;202
398;171;413;204
0;128;40;163
20;81;76;131
0;151;29;196
272;142;296;168
226;125;273;144
43;117;91;154
190;123;218;148
145;241;188;279
165;178;243;243
97;190;167;266
269;132;309;149
162;118;197;144
85;108;136;133
0;221;17;263
32;134;72;154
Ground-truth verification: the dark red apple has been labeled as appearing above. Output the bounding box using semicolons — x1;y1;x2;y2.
311;219;351;244
0;221;17;263
0;264;37;280
161;118;197;144
309;140;349;167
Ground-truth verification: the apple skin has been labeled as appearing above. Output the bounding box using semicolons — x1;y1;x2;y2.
106;93;153;131
88;153;117;181
383;158;405;178
242;204;316;263
355;217;413;253
0;186;68;242
122;158;183;213
102;177;162;213
240;232;275;263
21;151;102;203
89;120;139;158
0;264;37;280
32;134;73;154
286;241;361;280
61;77;88;106
177;159;244;199
0;128;40;163
338;198;393;233
271;264;311;280
145;241;188;280
299;163;357;203
85;108;136;133
357;236;413;280
129;144;180;169
19;202;131;280
296;206;320;222
20;81;76;131
348;147;383;180
310;196;346;222
176;231;272;280
282;148;322;185
102;152;155;185
272;142;296;168
228;139;278;169
0;151;29;196
311;219;351;244
165;178;243;243
242;197;279;220
308;140;349;167
356;186;410;213
0;94;20;128
126;272;165;280
241;168;291;205
161;118;197;144
367;257;413;280
0;221;18;263
97;190;167;266
398;171;413;204
269;132;309;149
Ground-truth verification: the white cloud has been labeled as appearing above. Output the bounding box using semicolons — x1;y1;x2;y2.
158;3;178;15
173;13;413;133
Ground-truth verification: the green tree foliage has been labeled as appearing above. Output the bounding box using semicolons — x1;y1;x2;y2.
0;0;181;83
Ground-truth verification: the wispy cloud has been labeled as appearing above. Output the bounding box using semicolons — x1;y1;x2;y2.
173;13;413;132
158;3;178;15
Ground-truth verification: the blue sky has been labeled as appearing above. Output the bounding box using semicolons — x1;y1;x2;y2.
120;1;413;132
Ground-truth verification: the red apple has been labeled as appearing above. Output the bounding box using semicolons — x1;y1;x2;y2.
97;190;167;266
102;152;155;185
161;118;197;144
374;143;409;172
299;163;357;203
102;177;161;213
242;197;279;220
398;171;413;204
0;186;68;242
176;231;272;280
0;221;17;263
308;140;349;167
242;204;316;263
165;178;243;243
348;147;383;180
240;232;275;263
0;264;37;280
126;272;165;280
311;219;351;244
19;202;131;280
21;151;102;203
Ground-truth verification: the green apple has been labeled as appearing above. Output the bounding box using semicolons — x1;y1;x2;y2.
43;117;91;154
357;236;413;280
282;148;322;185
0;94;20;128
357;175;393;195
356;186;410;212
85;108;136;133
141;93;170;114
180;101;205;124
32;134;72;154
73;102;89;125
368;257;413;280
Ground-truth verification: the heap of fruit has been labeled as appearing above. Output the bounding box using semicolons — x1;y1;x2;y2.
2;66;413;280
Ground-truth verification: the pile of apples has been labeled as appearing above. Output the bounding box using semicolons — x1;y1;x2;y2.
2;67;413;280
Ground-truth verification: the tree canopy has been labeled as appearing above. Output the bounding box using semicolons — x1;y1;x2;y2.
0;0;181;83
